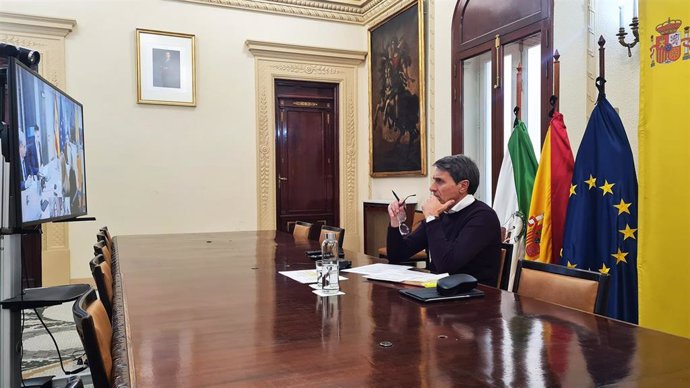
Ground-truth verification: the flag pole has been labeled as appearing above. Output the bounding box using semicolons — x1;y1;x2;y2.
598;36;606;96
553;50;560;112
514;62;523;126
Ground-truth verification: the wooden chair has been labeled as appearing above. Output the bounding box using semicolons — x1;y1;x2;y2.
318;225;345;248
378;211;428;264
89;253;105;272
496;243;514;290
292;221;313;240
73;288;113;388
513;259;610;315
99;226;113;249
89;256;113;320
93;241;112;267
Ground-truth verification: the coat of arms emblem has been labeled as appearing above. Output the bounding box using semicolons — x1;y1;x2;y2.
650;17;690;67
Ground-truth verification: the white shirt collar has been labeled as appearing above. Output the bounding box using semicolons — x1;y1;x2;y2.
447;194;475;214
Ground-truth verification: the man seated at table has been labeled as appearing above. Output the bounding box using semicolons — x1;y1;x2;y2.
386;155;502;286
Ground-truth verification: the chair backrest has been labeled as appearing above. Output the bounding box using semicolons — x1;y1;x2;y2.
99;226;113;248
292;221;313;240
411;211;425;231
96;231;111;251
497;243;514;290
93;241;112;267
89;253;105;272
89;256;113;320
513;259;610;315
318;225;345;248
73;288;113;388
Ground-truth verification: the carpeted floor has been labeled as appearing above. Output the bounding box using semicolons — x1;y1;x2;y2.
21;303;86;379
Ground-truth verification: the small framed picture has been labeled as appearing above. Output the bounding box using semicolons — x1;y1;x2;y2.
136;29;196;106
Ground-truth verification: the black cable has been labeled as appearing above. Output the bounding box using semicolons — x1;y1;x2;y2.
32;307;86;375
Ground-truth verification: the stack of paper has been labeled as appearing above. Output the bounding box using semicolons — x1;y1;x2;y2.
342;264;448;287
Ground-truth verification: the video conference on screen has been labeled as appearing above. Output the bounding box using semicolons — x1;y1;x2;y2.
15;63;87;225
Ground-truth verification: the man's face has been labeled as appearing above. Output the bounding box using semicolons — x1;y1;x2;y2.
429;167;468;204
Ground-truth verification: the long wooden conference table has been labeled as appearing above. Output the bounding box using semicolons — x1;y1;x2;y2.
110;231;690;387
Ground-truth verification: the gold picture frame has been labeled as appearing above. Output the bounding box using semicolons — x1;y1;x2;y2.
368;0;426;177
136;28;196;106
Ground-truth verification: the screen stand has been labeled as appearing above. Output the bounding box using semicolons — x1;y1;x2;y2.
0;234;21;388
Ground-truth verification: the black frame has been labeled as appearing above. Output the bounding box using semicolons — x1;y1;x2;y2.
9;58;88;226
513;259;610;315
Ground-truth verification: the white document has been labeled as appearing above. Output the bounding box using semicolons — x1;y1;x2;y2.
365;272;449;283
279;269;347;284
341;263;412;276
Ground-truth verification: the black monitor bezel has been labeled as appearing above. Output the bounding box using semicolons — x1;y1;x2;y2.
9;58;88;227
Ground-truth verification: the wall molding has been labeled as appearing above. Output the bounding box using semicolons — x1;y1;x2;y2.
0;12;76;286
247;40;366;250
177;0;414;25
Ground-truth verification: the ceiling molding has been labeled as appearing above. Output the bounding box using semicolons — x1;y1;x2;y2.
175;0;415;25
0;12;76;37
246;40;367;66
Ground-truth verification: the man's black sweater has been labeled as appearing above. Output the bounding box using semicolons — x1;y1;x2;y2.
387;200;502;286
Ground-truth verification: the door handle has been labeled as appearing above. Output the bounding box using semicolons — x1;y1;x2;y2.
278;175;287;189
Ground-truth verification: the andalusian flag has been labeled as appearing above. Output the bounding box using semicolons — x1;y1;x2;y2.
638;0;690;338
525;113;574;263
493;120;539;224
493;120;538;290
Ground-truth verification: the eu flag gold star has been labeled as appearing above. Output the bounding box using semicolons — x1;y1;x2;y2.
599;263;610;274
585;175;597;189
569;184;577;197
611;248;629;264
599;180;615;196
566;261;577;268
613;199;632;215
619;224;637;240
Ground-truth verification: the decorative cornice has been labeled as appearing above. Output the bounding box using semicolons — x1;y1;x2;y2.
246;40;367;66
176;0;410;25
0;12;76;37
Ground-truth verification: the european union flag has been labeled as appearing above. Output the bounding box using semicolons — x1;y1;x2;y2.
561;96;638;324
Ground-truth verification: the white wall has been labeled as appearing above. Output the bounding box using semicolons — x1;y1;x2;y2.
2;0;365;279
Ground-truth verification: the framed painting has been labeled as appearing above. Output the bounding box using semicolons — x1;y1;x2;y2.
369;1;426;177
136;29;196;106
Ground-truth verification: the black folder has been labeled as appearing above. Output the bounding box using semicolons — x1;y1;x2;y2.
398;287;484;303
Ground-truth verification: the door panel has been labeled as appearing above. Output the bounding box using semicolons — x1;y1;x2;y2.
275;80;339;233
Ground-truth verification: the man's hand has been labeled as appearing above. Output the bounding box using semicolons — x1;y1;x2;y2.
422;196;455;218
388;200;405;227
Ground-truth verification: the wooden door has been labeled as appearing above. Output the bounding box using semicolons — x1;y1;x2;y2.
275;80;339;233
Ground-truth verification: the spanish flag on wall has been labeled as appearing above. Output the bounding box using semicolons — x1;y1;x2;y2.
638;0;690;338
525;113;574;263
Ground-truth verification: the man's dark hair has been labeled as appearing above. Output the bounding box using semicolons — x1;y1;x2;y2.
433;155;480;194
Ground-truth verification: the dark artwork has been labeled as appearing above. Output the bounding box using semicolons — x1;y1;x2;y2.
152;48;181;88
370;2;424;176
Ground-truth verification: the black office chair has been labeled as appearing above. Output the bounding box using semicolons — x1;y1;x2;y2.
89;256;113;320
513;259;610;315
73;288;113;388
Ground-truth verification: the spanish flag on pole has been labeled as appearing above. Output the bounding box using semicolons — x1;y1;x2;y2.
525;113;574;263
638;0;690;338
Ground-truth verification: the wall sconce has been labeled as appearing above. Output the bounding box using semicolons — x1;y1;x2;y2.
616;0;639;57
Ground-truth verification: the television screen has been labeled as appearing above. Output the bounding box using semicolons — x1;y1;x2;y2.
11;59;87;225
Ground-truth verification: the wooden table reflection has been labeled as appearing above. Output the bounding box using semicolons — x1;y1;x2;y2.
111;231;690;387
